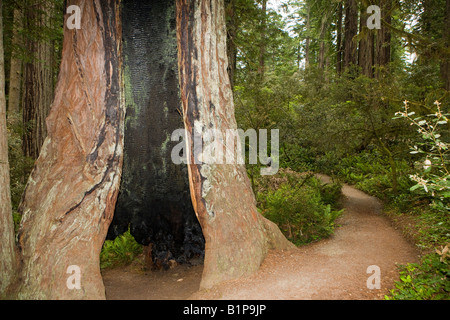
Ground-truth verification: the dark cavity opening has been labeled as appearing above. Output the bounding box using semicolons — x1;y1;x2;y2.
106;0;205;270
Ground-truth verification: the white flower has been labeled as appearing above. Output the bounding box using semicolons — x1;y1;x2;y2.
423;159;432;170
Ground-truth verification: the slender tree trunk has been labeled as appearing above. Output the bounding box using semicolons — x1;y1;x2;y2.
176;0;294;290
375;0;391;70
318;11;329;70
344;0;358;69
8;8;23;115
359;3;375;77
258;0;267;80
0;0;18;296
305;4;311;69
22;0;55;159
441;0;450;90
14;0;123;299
336;2;343;74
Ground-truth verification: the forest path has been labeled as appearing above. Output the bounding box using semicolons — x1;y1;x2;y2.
102;175;419;300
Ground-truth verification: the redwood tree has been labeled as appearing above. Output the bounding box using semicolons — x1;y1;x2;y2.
22;0;58;159
375;0;392;69
176;0;294;289
0;0;17;296
1;0;292;299
10;0;123;299
343;0;358;69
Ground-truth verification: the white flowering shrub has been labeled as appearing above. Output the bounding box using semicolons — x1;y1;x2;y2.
394;100;449;212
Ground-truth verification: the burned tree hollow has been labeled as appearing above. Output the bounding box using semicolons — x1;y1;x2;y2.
106;0;205;269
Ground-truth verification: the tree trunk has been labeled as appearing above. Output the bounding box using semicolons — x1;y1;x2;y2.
344;0;358;69
359;3;375;77
441;0;450;90
305;4;311;69
225;0;237;89
336;2;343;74
176;0;294;290
0;0;17;296
107;0;204;269
318;11;329;70
7;8;23;115
375;0;391;70
258;0;267;80
14;0;123;299
22;0;55;159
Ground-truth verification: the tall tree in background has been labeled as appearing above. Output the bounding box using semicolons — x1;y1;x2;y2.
0;0;17;296
336;1;344;74
375;0;392;69
441;0;450;90
413;0;448;89
359;0;375;77
8;6;23;114
304;2;311;68
343;0;358;69
258;0;267;79
225;0;237;88
317;4;331;70
22;0;57;159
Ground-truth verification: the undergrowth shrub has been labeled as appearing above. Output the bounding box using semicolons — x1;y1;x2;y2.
331;150;414;200
255;169;343;246
386;245;450;300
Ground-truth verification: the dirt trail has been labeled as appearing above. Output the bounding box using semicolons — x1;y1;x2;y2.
103;176;419;300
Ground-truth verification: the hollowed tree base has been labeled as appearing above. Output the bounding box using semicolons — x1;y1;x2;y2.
106;0;205;269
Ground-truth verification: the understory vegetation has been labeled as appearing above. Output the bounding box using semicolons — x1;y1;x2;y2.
230;0;449;300
100;229;143;270
254;169;343;245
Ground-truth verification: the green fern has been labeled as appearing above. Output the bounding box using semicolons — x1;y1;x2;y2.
100;228;143;269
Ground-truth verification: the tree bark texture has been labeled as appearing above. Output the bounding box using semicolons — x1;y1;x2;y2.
336;2;343;74
225;0;237;88
15;0;123;299
258;0;267;80
22;0;56;159
176;0;295;289
359;4;375;78
107;0;204;269
304;4;311;68
0;0;17;295
7;8;23;115
344;0;358;69
318;10;330;70
441;0;450;90
375;0;391;69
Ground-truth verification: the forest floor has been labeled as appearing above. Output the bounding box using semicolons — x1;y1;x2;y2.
102;175;420;300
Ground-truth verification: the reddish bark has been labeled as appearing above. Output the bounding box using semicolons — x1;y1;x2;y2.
176;0;294;289
15;0;123;299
